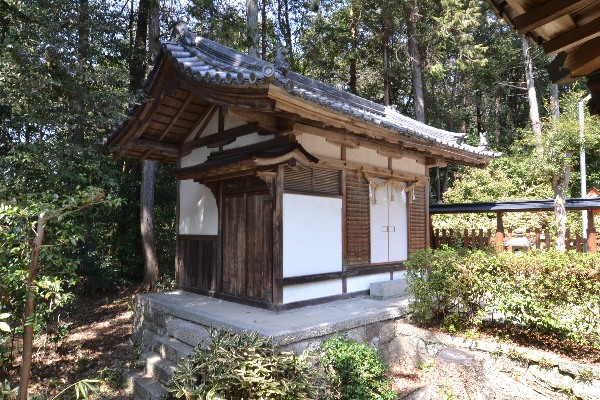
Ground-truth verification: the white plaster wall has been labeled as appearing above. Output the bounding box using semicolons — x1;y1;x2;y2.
283;194;342;277
222;132;274;151
224;115;247;130
179;180;218;235
392;270;406;280
346;147;388;169
346;273;390;293
181;146;212;168
296;133;341;159
392;157;426;176
283;280;342;304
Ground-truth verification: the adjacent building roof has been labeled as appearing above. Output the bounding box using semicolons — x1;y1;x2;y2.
485;0;600;114
109;21;498;167
430;198;600;214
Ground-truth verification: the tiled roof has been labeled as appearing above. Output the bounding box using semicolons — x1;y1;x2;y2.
160;22;498;159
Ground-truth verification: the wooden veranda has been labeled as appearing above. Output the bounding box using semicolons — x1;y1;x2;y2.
429;198;600;253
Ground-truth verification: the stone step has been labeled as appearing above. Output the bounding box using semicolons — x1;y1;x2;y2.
131;372;168;400
166;318;210;348
141;351;178;384
370;278;408;300
155;335;195;364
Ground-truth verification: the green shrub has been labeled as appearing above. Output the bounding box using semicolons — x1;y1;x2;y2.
405;248;600;345
167;328;328;400
321;337;395;400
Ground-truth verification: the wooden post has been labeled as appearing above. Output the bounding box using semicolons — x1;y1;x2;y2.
272;165;284;304
495;212;504;252
588;210;597;254
507;229;513;253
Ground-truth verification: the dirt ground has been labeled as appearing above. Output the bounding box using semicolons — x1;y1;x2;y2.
6;289;137;399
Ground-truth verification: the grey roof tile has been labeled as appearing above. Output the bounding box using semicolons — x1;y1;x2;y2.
160;25;499;159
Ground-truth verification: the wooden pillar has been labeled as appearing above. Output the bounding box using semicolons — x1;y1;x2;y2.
587;210;597;254
495;212;504;252
272;165;284;304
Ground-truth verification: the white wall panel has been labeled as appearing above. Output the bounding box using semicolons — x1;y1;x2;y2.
180;146;211;168
391;157;426;176
179;180;218;235
283;280;342;304
297;133;341;159
222;132;273;151
392;270;406;280
283;194;342;277
346;273;390;293
370;179;389;263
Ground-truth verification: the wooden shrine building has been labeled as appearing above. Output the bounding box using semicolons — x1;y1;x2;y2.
110;22;496;309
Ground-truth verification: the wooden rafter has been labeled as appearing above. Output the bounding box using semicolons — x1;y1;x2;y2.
513;0;597;34
158;92;193;141
543;15;600;54
561;36;600;77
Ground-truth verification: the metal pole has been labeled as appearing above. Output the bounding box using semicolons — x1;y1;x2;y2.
580;94;592;246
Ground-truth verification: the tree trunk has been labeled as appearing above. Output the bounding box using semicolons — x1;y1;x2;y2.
348;1;359;95
247;0;259;58
17;217;46;400
148;0;160;64
522;37;542;147
73;0;89;145
129;0;149;91
277;0;293;66
406;3;424;122
141;160;160;289
494;85;501;147
261;0;267;59
381;4;390;106
550;83;560;119
552;163;571;253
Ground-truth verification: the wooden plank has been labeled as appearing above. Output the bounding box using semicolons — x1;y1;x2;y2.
272;165;284;304
277;263;405;286
543;15;600;54
513;0;597;34
182;123;260;152
345;170;371;265
159;92;193;141
562;36;600;76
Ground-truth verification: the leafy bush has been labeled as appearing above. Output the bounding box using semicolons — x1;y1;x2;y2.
321;337;395;400
167;328;329;400
405;248;600;344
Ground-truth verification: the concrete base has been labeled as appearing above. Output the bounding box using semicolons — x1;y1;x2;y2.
128;291;411;399
370;278;408;300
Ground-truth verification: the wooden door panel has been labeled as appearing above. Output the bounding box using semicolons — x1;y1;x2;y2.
222;195;246;296
245;194;273;302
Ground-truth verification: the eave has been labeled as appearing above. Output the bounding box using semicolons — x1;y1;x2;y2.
485;0;600;114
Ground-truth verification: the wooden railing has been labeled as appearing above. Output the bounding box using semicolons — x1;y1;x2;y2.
431;228;593;252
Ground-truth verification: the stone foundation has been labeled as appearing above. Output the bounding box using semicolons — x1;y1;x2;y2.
128;291;600;400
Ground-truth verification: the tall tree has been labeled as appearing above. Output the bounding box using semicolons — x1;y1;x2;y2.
404;0;424;122
130;0;160;289
247;0;259;57
522;37;542;147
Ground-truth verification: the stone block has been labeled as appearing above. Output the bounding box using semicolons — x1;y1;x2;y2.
166;318;210;348
370;279;408;300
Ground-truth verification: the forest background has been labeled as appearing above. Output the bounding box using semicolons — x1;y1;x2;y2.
1;0;600;393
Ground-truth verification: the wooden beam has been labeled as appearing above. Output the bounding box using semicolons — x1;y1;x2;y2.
317;155;424;182
182;123;260;152
563;36;600;76
188;104;218;142
543;15;600;55
159;92;193;141
133;138;180;156
513;0;597;34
